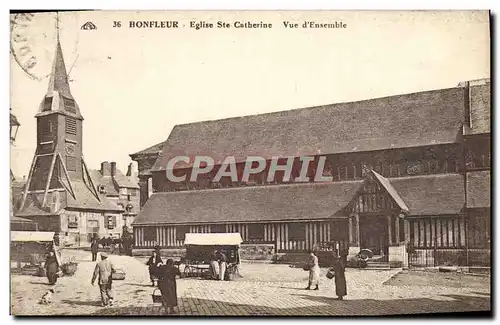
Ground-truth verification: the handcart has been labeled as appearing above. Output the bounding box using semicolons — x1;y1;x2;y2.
183;233;242;280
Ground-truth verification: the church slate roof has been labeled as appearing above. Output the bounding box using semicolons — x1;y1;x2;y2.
133;180;362;225
15;181;123;217
130;141;165;157
466;170;490;208
390;174;465;216
151;86;466;171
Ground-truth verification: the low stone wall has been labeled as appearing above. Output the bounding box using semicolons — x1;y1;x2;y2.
133;248;186;258
240;244;275;260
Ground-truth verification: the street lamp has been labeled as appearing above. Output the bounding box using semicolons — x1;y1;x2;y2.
10;109;20;143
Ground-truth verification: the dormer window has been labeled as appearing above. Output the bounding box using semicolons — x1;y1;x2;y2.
63;97;76;113
98;184;106;194
43;97;53;111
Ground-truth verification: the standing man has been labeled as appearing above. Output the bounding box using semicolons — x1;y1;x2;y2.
91;236;99;262
91;253;116;307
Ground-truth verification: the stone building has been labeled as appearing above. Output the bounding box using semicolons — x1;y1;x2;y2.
131;79;490;267
89;161;140;230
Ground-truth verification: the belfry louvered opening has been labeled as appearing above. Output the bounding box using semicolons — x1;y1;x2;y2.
65;116;77;135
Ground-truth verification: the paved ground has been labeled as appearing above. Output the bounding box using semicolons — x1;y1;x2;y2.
10;250;491;316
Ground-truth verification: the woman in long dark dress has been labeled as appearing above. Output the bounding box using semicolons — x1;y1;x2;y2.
332;255;347;300
45;251;59;285
158;258;181;314
146;250;163;286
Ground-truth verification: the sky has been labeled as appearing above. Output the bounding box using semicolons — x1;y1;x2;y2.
9;10;490;178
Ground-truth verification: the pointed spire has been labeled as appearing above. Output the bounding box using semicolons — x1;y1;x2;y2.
47;14;73;99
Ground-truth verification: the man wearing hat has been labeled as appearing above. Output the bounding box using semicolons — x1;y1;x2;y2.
91;253;116;306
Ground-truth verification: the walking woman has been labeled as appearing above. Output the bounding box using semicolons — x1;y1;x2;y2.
158;259;181;314
305;250;320;290
146;250;163;286
332;253;347;300
45;249;59;285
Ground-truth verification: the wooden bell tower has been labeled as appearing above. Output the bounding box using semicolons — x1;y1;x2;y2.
18;35;99;211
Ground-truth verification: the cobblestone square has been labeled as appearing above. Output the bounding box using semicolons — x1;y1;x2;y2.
10;250;490;316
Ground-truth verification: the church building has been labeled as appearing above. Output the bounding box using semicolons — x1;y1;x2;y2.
131;79;490;268
14;40;127;246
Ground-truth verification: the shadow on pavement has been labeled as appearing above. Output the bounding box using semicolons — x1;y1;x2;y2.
28;281;52;286
88;292;491;317
61;299;103;307
277;286;307;290
124;283;156;288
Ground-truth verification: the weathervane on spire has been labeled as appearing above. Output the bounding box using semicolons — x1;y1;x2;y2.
55;12;60;42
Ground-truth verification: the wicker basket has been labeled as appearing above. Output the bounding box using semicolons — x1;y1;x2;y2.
61;262;78;276
111;269;126;280
151;288;163;303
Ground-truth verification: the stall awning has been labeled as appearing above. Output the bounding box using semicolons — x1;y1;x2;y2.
184;233;243;246
10;231;55;243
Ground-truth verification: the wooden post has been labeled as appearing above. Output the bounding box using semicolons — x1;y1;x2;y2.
355;214;360;246
348;216;353;244
387;215;393;248
58;153;76;198
42;153;58;207
19;155;38;211
395;215;400;243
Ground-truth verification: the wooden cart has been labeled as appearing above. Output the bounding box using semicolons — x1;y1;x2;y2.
183;233;242;280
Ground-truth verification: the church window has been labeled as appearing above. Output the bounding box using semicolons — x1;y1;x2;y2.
107;215;117;229
68;214;79;228
65;117;77;135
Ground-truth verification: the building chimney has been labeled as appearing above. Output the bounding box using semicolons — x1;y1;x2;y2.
110;162;117;177
126;163;133;176
101;161;111;176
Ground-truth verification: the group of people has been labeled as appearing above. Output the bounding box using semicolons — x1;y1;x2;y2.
209;250;228;281
305;250;347;300
90;230;134;262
